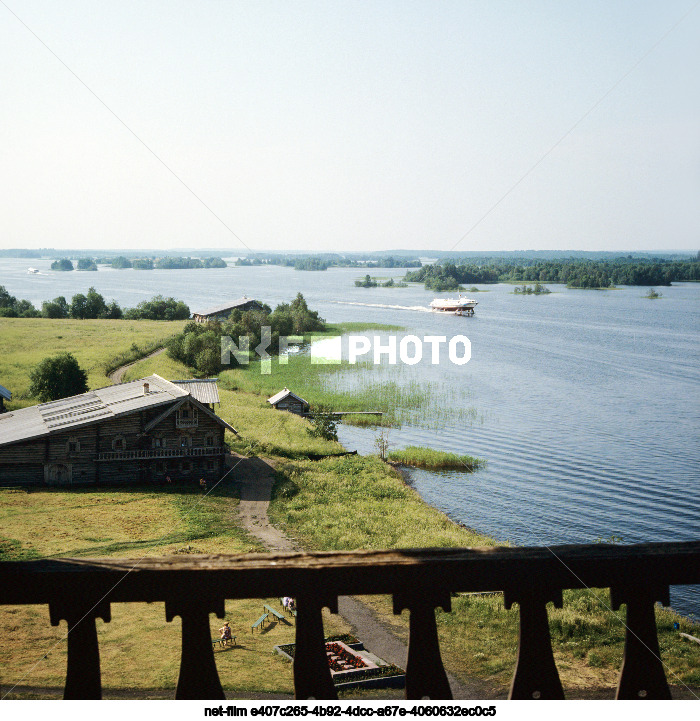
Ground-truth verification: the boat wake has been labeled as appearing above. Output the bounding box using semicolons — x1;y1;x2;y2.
330;301;431;313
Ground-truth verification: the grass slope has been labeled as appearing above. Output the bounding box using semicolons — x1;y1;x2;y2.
0;317;185;406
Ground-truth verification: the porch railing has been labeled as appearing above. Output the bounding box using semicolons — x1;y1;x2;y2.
0;541;698;700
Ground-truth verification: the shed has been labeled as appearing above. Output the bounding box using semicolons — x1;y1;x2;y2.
267;388;310;415
192;296;263;323
0;384;10;414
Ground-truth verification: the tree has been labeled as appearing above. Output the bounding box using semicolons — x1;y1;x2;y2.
307;407;338;441
29;353;89;402
42;296;70;318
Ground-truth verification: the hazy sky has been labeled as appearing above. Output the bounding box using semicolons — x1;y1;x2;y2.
1;1;698;253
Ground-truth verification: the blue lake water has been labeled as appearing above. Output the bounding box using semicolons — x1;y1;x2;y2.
2;258;699;616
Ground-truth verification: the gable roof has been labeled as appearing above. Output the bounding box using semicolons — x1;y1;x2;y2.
267;388;309;406
194;297;262;317
0;374;233;448
171;379;220;405
144;396;237;435
0;385;10;401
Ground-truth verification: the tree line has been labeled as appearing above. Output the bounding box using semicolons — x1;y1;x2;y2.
404;257;700;290
0;286;190;320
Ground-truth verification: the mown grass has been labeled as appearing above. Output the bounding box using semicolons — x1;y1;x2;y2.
387;446;485;471
0;484;260;561
0;317;186;406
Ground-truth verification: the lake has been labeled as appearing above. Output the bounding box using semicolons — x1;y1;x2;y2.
2;258;699;616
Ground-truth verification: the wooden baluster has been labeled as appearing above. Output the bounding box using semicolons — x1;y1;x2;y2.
610;584;671;700
505;587;564;699
394;590;452;700
294;594;338;700
165;597;226;700
49;599;110;700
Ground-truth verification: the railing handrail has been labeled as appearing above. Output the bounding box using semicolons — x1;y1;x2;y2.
1;541;698;604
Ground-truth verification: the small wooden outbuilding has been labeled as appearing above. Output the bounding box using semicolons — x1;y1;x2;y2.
267;388;310;415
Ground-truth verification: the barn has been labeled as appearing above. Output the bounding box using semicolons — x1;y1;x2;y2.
267;388;310;415
192;296;263;323
0;375;236;487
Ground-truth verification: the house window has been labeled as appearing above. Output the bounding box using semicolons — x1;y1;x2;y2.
182;461;191;473
181;408;189;419
205;434;215;447
152;436;163;448
67;437;80;453
206;460;215;471
156;461;164;473
112;436;125;451
180;436;192;448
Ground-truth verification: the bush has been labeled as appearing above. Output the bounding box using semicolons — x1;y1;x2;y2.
29;352;89;402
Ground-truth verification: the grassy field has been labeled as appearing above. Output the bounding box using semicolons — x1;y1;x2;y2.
0;317;186;406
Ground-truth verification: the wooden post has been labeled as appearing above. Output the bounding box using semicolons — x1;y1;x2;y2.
49;599;110;700
611;584;671;699
165;597;226;700
394;590;453;700
505;587;564;699
293;593;338;700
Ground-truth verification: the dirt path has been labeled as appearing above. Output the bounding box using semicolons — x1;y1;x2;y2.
227;453;489;699
109;347;166;384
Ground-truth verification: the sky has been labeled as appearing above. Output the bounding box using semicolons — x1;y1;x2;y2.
1;0;698;254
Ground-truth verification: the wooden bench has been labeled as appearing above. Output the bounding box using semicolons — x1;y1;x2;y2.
264;603;290;624
251;613;268;633
212;636;236;649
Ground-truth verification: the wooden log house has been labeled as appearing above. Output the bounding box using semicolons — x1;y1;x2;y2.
0;375;236;486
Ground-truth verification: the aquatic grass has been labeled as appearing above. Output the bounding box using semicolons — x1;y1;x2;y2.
387;446;485;470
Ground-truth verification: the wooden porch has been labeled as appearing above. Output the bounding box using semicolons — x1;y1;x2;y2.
0;541;698;700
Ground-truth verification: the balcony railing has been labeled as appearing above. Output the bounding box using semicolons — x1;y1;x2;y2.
0;541;698;700
95;446;225;462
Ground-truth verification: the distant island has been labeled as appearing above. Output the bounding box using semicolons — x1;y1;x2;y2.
48;256;228;270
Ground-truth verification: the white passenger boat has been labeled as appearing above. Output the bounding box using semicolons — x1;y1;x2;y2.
27;267;40;274
430;295;478;315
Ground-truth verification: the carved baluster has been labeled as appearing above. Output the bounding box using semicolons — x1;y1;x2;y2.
394;590;452;700
165;597;226;700
505;587;564;699
49;599;110;700
294;594;338;700
610;584;671;699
